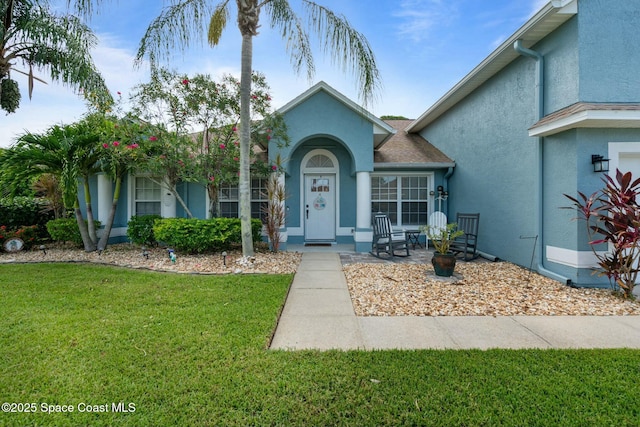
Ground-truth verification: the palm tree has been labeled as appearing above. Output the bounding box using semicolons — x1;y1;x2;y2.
0;0;111;113
0;122;102;251
130;0;381;257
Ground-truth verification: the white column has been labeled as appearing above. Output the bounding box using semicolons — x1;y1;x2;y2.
356;171;371;229
161;179;177;218
97;173;112;222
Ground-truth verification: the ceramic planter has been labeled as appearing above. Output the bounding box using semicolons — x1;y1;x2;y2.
431;252;456;277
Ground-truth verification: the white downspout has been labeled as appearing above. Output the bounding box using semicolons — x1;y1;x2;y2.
514;40;572;285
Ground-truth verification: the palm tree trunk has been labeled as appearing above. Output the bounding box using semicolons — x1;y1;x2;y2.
74;198;96;252
82;177;98;244
239;30;255;257
97;175;122;251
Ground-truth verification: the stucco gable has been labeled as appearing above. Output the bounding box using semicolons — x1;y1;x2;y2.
278;81;395;148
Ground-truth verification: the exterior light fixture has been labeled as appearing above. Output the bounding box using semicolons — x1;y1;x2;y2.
437;185;449;199
141;246;149;260
434;185;449;212
222;251;228;267
39;244;47;256
591;154;609;173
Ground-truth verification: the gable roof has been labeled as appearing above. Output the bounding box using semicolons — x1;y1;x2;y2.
529;102;640;136
278;81;396;148
374;120;454;168
406;0;578;133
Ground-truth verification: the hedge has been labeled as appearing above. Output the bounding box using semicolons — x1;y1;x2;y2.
0;197;53;239
127;215;162;246
153;217;263;253
46;218;101;246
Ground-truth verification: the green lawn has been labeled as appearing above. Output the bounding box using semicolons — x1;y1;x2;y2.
1;264;639;426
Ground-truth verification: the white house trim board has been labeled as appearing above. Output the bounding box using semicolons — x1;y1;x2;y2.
546;245;605;269
529;110;640;137
608;142;640;175
96;173;112;223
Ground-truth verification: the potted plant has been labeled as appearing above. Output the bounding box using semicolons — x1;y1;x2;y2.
421;223;464;277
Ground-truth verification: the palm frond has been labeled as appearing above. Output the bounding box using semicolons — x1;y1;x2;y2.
1;1;112;108
302;0;381;106
65;0;105;20
208;1;230;46
264;0;315;79
135;0;218;67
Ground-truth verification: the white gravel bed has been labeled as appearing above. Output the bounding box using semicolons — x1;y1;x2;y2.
0;243;302;275
344;262;640;316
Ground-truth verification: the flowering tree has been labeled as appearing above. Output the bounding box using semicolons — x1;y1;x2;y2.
95;113;151;251
130;69;287;218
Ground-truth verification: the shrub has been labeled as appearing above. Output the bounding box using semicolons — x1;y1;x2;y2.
47;218;101;246
153;217;263;253
127;215;162;246
0;225;40;250
0;197;53;239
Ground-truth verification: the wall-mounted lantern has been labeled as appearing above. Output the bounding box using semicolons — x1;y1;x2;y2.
591;154;609;173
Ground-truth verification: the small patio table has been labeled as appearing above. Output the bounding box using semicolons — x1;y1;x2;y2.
405;230;423;249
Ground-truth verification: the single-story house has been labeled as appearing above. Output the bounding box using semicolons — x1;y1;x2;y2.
90;0;640;287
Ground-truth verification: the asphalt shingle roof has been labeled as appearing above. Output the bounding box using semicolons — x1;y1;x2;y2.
375;120;454;165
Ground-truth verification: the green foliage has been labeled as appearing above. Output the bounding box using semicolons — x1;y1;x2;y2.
262;172;286;252
46;217;101;246
0;78;21;113
380;115;410;120
0;197;53;239
0;224;39;249
126;214;162;246
0;0;112;113
153;217;263;253
421;222;464;254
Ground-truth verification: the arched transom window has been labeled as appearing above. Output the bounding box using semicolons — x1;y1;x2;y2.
306;154;334;169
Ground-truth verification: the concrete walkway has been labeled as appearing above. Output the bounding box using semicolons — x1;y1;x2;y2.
270;252;640;351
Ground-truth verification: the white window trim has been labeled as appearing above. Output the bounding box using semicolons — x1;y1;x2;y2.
128;174;163;217
213;179;269;219
370;172;434;228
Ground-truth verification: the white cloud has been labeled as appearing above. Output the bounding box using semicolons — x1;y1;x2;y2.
394;0;458;43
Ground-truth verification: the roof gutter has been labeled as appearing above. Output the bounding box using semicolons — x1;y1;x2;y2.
373;162;456;170
514;40;572;286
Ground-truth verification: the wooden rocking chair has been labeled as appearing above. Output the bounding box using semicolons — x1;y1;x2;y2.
449;213;480;261
371;214;410;258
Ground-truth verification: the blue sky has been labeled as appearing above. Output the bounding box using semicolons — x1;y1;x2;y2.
0;0;547;147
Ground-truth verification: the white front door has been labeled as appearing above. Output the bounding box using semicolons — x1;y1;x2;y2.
304;174;336;241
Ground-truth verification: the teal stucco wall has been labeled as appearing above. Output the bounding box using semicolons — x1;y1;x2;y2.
417;0;640;286
419;55;542;268
275;89;374;174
